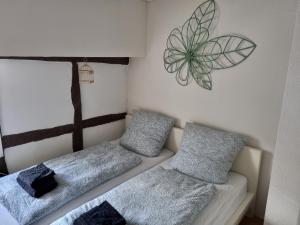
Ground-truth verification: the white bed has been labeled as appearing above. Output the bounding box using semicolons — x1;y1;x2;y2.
0;140;174;225
126;114;263;225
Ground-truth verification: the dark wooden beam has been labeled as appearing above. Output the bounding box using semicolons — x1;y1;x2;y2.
0;57;129;65
0;127;8;174
71;62;83;152
2;124;74;149
82;113;127;128
0;157;8;175
1;113;127;149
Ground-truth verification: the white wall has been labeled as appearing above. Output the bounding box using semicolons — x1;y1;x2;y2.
0;61;74;135
0;60;128;172
127;0;298;217
80;62;128;148
264;0;300;224
0;0;146;57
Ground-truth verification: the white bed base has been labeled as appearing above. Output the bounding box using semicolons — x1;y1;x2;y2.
126;115;262;225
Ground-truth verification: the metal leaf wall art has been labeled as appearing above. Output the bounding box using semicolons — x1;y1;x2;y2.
163;0;256;90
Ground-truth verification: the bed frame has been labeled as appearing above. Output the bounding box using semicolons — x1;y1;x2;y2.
126;115;262;225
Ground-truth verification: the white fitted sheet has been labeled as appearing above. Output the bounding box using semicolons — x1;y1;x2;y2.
0;142;173;225
193;172;247;225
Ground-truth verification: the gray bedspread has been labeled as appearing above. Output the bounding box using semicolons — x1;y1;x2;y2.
51;166;216;225
0;142;142;225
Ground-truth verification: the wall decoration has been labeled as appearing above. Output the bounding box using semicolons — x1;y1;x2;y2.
163;0;256;90
79;59;95;84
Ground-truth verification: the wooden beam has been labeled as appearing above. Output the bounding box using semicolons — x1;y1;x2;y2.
71;62;83;152
0;127;8;174
2;124;74;149
1;113;127;149
0;57;129;65
82;113;127;128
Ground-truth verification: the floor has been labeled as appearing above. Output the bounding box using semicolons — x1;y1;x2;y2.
240;217;264;225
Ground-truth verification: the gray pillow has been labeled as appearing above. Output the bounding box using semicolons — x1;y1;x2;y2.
120;111;176;157
170;123;246;184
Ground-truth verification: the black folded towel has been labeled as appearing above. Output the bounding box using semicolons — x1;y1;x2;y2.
17;163;57;198
17;176;58;198
17;163;55;188
73;201;126;225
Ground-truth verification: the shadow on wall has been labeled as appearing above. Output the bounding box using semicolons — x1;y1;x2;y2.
255;151;273;217
244;133;274;218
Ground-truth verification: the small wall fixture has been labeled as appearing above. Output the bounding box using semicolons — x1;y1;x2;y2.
79;60;94;84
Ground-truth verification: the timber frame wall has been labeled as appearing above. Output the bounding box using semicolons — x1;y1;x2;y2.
0;57;129;173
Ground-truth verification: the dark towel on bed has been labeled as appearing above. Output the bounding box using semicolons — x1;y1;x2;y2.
17;163;57;197
73;201;126;225
17;163;55;188
17;176;58;198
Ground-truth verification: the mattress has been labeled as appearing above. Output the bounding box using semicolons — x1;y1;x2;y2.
161;159;247;225
0;142;174;225
193;172;247;225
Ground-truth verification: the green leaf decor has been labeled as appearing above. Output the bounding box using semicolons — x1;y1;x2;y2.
163;0;256;90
